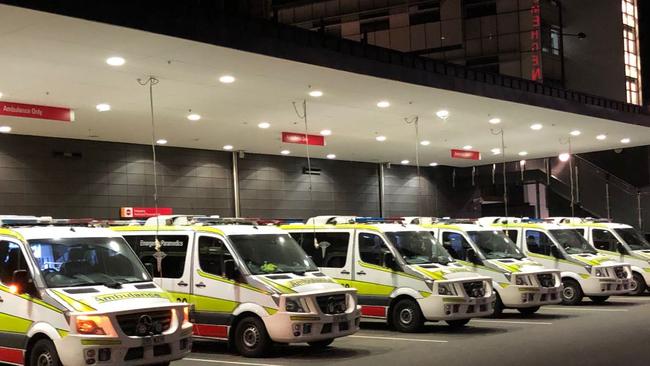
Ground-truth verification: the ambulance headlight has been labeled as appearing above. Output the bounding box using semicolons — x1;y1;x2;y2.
285;298;307;313
438;283;456;296
424;279;434;291
594;268;605;277
182;305;191;325
76;315;110;335
515;275;530;286
584;265;593;274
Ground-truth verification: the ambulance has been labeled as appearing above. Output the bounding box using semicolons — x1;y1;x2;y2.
0;216;192;366
408;217;562;315
281;216;494;332
112;217;360;358
551;217;650;295
479;217;633;305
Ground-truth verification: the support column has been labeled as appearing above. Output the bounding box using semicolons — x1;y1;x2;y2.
378;163;386;217
232;151;241;218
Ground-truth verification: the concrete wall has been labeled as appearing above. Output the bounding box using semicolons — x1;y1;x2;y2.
0;134;478;220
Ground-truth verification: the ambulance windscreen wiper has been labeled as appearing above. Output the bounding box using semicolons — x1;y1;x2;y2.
98;280;123;289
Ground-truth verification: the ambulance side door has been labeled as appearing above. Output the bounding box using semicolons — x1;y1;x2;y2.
523;229;560;269
290;230;353;285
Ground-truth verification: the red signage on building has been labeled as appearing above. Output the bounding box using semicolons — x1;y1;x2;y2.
0;101;74;122
530;0;543;82
120;207;173;218
281;132;325;146
451;149;481;160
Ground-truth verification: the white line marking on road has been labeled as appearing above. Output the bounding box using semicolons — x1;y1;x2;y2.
472;319;553;325
350;335;448;343
543;307;629;312
182;358;284;366
610;297;650;301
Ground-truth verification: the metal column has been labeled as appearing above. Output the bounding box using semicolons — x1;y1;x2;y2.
378;163;386;217
232;151;241;218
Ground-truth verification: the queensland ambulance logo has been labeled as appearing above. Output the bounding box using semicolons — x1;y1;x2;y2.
94;291;167;303
286;278;335;288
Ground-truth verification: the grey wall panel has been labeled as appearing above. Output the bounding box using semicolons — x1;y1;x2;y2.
0;134;234;218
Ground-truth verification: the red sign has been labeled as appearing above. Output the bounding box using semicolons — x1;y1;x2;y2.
0;101;74;122
451;149;481;160
120;207;173;219
530;0;543;82
281;132;325;146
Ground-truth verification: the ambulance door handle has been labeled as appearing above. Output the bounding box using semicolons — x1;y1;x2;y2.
0;296;3;303
177;281;189;287
356;271;367;275
340;270;350;275
195;282;207;288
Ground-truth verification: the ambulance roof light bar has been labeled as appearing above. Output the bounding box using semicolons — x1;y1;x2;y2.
0;215;53;227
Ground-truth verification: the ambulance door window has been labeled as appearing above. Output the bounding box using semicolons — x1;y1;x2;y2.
358;233;391;266
525;230;554;256
441;232;472;261
0;241;29;285
198;236;233;277
592;229;619;252
292;232;350;268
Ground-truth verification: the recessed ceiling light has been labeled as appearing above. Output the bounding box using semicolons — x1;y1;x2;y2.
401;160;410;165
436;110;450;120
280;149;291;155
377;100;390;108
491;148;501;155
258;122;271;129
621;138;631;144
489;117;501;124
156;139;167;145
320;129;332;136
530;123;543;130
187;113;201;121
223;145;233;150
518;151;528;156
420;140;430;146
596;134;607;140
429;162;438;167
376;135;387;142
219;75;235;84
106;56;125;66
0;126;12;133
95;103;111;112
463;145;473;150
559;153;570;162
570;130;581;136
309;90;323;97
326;154;336;159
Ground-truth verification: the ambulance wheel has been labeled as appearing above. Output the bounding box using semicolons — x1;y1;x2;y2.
589;296;609;304
29;339;61;366
391;298;424;333
561;278;584;305
445;319;470;328
234;316;272;358
630;272;647;295
491;292;504;317
308;339;334;348
517;306;540;315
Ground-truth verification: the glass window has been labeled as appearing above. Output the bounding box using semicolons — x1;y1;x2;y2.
441;232;472;261
0;241;28;285
229;234;318;275
525;230;555;256
463;0;496;19
592;229;619;252
29;237;150;288
290;232;350;268
198;236;233;277
123;235;189;279
385;231;453;265
505;230;519;243
358;232;391;266
467;231;525;260
614;228;650;251
549;229;597;255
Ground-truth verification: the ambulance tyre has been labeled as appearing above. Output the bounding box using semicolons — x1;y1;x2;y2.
630;272;647;295
308;339;335;348
561;278;584;305
589;296;609;304
517;306;540;315
391;298;424;333
491;292;504;317
445;319;470;328
234;316;272;358
29;339;61;366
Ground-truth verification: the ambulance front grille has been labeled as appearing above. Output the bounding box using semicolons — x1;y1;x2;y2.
116;310;172;336
316;294;347;314
614;267;626;279
537;273;555;287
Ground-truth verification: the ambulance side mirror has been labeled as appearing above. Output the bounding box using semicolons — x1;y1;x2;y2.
224;259;238;281
383;252;400;271
466;248;481;265
10;270;31;295
616;243;627;255
550;246;563;259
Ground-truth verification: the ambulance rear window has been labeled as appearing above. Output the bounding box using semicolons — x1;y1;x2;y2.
123;235;189;279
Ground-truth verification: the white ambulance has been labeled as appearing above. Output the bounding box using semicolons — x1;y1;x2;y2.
479;217;633;305
281;216;494;332
113;217;360;357
409;218;562;316
551;217;650;295
0;216;192;366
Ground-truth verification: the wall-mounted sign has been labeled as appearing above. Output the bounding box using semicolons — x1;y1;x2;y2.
120;207;173;218
0;101;74;122
451;149;481;160
530;0;543;82
281;132;325;146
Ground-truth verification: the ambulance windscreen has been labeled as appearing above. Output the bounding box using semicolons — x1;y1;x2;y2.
229;234;318;275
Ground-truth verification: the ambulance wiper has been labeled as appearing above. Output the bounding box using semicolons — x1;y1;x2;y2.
98;280;123;289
